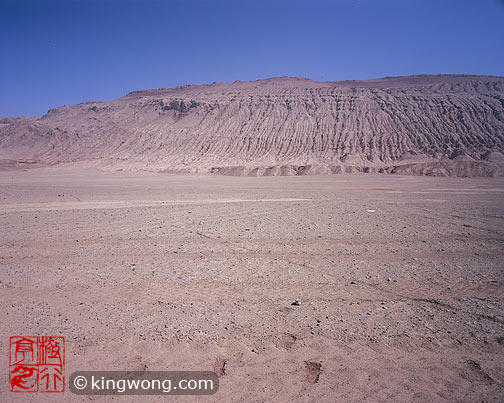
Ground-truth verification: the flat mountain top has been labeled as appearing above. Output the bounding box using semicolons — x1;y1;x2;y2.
124;74;504;97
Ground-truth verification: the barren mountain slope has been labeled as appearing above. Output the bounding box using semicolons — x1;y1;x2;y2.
1;75;504;176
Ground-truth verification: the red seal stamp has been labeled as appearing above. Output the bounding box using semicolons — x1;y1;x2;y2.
9;336;65;393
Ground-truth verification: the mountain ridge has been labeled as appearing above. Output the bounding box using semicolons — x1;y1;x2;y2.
1;74;504;177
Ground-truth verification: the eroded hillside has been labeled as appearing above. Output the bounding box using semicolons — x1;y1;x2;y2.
1;75;503;176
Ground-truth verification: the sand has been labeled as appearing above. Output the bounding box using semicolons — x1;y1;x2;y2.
0;169;503;402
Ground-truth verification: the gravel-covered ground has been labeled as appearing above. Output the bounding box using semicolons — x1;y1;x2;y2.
1;169;503;402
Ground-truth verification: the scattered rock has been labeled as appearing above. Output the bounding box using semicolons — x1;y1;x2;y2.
305;361;322;384
277;333;297;350
213;359;227;377
466;360;494;384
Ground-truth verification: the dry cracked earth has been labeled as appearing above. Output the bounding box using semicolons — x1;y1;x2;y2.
0;169;503;402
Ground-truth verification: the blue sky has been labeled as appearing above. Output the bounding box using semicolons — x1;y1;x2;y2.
1;0;503;117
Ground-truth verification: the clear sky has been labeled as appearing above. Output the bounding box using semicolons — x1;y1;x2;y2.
1;0;503;117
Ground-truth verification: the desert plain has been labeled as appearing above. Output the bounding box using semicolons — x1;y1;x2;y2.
0;168;503;402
